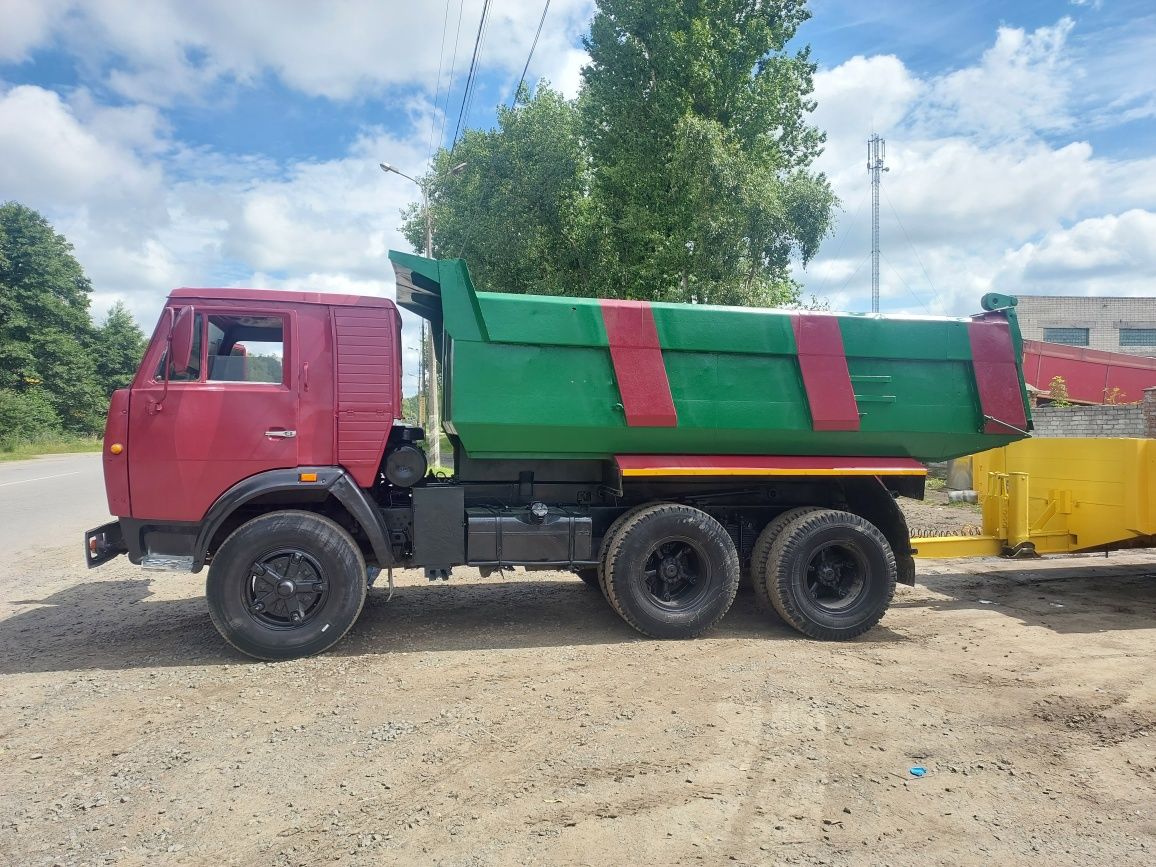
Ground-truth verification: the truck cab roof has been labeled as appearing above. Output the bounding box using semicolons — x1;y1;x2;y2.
168;287;395;309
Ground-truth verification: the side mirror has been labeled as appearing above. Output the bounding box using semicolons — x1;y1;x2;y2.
169;306;196;377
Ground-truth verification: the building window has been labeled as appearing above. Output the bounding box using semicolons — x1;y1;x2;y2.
1043;327;1089;346
1119;328;1156;347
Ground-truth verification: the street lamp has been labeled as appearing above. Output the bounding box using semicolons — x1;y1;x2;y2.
380;160;467;469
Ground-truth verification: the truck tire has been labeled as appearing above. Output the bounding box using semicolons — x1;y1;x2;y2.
206;510;367;661
596;503;659;598
765;509;896;641
603;504;739;639
749;507;823;613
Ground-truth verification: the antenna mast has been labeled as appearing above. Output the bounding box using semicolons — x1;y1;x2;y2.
867;135;888;313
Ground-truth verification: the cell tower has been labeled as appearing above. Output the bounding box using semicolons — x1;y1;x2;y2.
867;135;888;313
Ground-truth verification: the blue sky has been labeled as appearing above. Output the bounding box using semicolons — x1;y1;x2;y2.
2;0;1155;388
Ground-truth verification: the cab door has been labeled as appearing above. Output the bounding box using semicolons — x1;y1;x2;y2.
128;305;300;522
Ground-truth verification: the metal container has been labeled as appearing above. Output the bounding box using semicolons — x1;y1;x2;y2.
390;252;1032;463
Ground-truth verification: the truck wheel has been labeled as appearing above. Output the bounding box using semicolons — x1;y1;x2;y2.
596;503;658;598
603;504;739;639
206;510;367;661
749;508;822;613
765;509;896;641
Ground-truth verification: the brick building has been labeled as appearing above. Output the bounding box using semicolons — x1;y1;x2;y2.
1015;295;1156;357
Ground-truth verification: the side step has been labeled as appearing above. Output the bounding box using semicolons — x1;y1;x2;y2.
141;555;195;572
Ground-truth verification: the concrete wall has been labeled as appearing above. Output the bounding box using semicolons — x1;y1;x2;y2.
1016;295;1156;357
1031;404;1147;438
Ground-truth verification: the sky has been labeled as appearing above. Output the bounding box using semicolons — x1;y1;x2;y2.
1;0;1155;390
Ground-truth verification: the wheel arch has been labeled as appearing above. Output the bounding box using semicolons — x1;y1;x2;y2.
838;476;916;586
193;467;392;571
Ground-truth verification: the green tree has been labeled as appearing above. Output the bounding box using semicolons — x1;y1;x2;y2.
95;301;147;394
404;0;835;307
403;85;598;297
581;0;835;305
0;202;105;434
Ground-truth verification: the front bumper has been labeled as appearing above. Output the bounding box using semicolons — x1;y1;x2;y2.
85;520;127;568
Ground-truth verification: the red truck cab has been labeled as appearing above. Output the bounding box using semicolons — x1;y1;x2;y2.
88;288;403;566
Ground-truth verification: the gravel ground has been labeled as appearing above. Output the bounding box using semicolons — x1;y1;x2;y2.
2;509;1155;866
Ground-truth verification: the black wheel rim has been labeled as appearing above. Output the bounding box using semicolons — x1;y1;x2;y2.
243;548;329;629
802;541;868;612
642;537;710;609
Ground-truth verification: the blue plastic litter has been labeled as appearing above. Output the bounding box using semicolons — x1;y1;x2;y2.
909;766;927;777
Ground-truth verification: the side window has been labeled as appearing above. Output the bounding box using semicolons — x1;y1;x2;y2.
153;313;203;382
206;315;285;384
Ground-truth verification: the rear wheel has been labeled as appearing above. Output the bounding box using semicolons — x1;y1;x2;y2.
749;507;823;613
603;504;739;639
596;503;657;598
766;509;895;641
206;510;367;660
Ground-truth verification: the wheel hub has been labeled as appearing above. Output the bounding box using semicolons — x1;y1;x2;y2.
244;549;328;629
660;558;680;580
804;543;867;610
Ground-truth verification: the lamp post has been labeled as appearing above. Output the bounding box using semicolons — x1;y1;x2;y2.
380;160;466;470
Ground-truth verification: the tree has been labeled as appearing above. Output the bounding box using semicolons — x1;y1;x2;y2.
403;85;599;297
0;202;105;434
404;0;835;307
581;0;835;305
96;301;147;394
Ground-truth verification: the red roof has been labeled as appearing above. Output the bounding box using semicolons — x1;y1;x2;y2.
1023;339;1156;404
169;287;395;309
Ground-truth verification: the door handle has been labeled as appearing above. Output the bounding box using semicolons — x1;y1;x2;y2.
265;429;297;438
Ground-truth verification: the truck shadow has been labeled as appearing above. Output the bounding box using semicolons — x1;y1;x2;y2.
895;557;1156;633
0;578;899;675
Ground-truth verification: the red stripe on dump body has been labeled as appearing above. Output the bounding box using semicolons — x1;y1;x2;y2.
969;314;1028;434
792;314;860;432
600;300;678;427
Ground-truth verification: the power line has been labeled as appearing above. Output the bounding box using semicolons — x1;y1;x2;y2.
883;185;941;307
880;251;931;313
426;0;453;165
511;0;552;106
836;253;872;299
811;189;867;300
451;0;493;150
459;6;492;143
437;0;466;154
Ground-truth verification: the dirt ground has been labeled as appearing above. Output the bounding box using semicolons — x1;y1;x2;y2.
2;506;1155;866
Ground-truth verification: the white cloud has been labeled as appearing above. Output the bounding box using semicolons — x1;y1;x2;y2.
914;18;1076;140
0;0;71;62
994;209;1156;295
801;17;1156;316
6;0;594;105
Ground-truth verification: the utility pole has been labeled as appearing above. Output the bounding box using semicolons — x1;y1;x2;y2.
867;135;888;314
380;160;466;470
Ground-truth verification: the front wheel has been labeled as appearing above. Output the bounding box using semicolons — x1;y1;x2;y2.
765;509;896;641
206;510;367;660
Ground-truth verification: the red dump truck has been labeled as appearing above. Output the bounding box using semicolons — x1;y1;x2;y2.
85;252;1032;659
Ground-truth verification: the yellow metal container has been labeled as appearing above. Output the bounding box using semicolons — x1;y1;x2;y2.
913;437;1156;558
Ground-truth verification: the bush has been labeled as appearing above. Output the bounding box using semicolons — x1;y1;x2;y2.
0;388;63;449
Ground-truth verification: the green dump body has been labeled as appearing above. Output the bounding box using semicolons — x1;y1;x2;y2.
389;252;1032;463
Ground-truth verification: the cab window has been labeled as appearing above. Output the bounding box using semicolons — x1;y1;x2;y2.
207;315;285;384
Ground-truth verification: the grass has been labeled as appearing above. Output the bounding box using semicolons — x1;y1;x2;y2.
0;435;103;461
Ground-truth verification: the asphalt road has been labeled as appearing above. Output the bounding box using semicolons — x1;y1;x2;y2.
0;452;106;570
